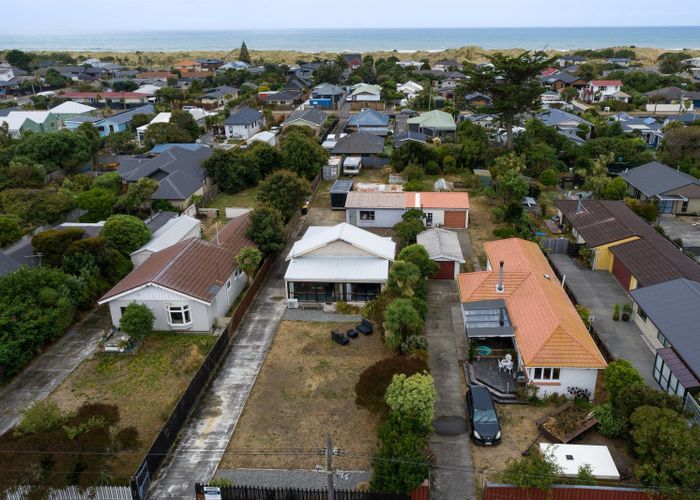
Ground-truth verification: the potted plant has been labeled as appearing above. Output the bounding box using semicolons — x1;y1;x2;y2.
622;303;632;321
468;339;477;362
613;304;620;321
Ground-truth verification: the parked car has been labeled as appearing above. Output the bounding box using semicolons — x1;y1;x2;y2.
465;385;501;445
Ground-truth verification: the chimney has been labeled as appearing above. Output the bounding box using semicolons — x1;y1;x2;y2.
496;261;504;293
576;198;583;214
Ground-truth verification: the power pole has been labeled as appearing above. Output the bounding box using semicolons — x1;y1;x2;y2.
325;434;335;500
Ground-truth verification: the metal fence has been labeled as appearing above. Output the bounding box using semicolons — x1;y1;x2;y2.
130;256;277;500
541;238;582;257
195;484;409;500
5;485;132;500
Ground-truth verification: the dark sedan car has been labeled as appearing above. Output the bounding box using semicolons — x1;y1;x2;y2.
466;385;501;445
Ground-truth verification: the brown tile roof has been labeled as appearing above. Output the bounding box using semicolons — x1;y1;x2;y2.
458;238;607;369
557;199;700;286
99;214;255;304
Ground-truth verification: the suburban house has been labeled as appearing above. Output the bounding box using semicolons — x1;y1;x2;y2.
579;80;630;104
217;61;249;72
464;92;492;108
284;223;395;305
610;114;664;148
49;101;98;121
310;83;344;108
393;130;427;148
346;108;390;136
556;55;587;67
223;107;263;140
619;161;700;214
0;111;61;138
345;191;469;229
536;108;593;139
396;81;424;100
281;108;327;134
136;108;210;145
607;57;631;67
93;104;155;137
458;238;607;397
332;131;385;165
117;144;213;209
195;58;224;71
417;228;465;280
555;199;700;290
407;110;457;139
173;59;203;73
629;279;700;419
341;54;364;71
99;214;255;332
262;90;302;108
59;91;150;108
130;215;201;267
200;86;239;109
348;84;383;109
433;59;460;72
540;71;587;91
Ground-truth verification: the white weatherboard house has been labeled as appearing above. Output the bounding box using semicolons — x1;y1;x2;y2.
284;223;395;305
130;215;201;267
99;215;254;332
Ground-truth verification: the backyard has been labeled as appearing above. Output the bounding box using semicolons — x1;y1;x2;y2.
220;320;392;471
207;186;261;218
49;332;217;480
466;192;501;264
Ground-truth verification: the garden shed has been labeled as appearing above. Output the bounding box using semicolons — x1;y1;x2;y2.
330;180;354;210
539;443;620;480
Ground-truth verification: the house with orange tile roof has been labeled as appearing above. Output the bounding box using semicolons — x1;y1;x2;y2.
345;191;469;229
458;238;606;398
98;214;255;332
173;59;203;73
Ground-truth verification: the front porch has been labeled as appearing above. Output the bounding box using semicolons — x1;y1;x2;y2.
286;281;382;304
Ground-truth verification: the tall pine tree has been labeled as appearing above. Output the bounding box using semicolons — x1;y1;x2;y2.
239;41;251;64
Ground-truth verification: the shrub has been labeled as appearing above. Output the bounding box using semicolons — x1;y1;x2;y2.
118;303;154;340
425;160;441;175
383;298;423;352
101;214;151;255
31;227;85;267
393;218;425;249
386;261;422;297
615;383;684;423
15;400;65;436
400;335;428;354
539;168;558;186
355;356;428;416
604;360;643;405
246;206;286;255
567;386;591;401
575;464;596;486
0;215;22;247
256;169;310;221
403;164;424;182
115;426;141;450
397;244;439;278
385;372;435;431
593;402;626;438
502;448;562;491
402;180;426;192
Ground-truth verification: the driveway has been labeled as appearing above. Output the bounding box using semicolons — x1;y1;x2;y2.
548;254;659;388
148;251;290;498
425;280;476;499
0;306;110;435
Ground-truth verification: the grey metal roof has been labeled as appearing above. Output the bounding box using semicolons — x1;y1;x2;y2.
332;131;385;155
393;131;427;147
264;90;301;102
101;104;155;126
348;109;390;128
312;83;344;97
619;161;700;197
630;278;700;382
537;108;592;128
330;180;354;194
224;106;262;126
417;228;465;263
144;211;179;233
282;108;327;128
0;253;20;276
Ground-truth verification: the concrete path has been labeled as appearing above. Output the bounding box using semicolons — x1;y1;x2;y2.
282;309;362;323
548;254;658;387
216;468;370;489
0;306;110;435
425;280;476;499
148;257;289;499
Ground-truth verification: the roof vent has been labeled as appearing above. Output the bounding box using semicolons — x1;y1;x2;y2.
565;454;574;461
496;261;504;293
543;274;551;280
576;198;583;214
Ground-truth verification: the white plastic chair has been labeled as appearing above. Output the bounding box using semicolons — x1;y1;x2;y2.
497;359;507;372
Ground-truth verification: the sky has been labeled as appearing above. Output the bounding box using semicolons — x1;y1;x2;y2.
4;0;700;33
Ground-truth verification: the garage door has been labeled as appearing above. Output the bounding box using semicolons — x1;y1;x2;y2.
612;256;632;290
431;261;455;280
444;210;466;228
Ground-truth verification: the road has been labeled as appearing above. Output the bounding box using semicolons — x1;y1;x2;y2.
0;306;110;435
426;280;476;499
147;251;290;498
329;93;351;138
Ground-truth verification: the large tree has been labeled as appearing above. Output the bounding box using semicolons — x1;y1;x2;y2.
101;215;151;255
256;170;310;221
143;122;192;149
239;41;251;64
245;206;286;255
280;131;329;179
169;109;200;141
465;51;553;148
76;187;117;222
203;149;260;193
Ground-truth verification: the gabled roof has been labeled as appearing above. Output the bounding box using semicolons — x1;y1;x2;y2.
393;130;427;146
348;108;390;128
131;215;200;256
417;228;465;263
555;199;645;247
224;106;262;126
100;214;254;304
350;83;382;98
630;278;700;384
590;80;623;86
332;131;385;155
312;83;344;96
619;161;700;198
344;191;405;209
458;238;607;369
537;108;592;128
100;104;155;126
282;108;326;128
405;192;470;210
407;110;457;131
0;253;20;277
263;90;301;102
286;223;395;261
50;101;97;115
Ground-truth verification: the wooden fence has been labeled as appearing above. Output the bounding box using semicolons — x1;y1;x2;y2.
130;256;277;500
484;482;663;500
195;484;409;500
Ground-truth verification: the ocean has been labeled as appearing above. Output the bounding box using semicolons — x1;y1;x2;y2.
1;27;699;53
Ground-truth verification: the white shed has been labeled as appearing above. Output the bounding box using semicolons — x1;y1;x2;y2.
539;443;620;480
130;215;201;267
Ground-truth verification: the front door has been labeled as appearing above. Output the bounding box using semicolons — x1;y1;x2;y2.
348;210;357;226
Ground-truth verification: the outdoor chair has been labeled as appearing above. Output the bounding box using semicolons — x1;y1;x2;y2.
356;318;374;335
331;330;350;345
497;359;508;372
346;328;359;339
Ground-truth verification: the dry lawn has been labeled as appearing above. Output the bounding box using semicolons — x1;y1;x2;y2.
467;193;502;265
49;333;216;479
220;320;392;471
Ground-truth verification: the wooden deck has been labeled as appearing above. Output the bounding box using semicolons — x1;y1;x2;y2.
470;358;521;394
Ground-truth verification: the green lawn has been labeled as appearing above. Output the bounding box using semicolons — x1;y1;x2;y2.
207;186;261;219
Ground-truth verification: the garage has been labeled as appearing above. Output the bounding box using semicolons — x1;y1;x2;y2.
444;210;467;228
611;256;632;290
416;228;465;280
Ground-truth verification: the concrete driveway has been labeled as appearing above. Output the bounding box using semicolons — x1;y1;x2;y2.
426;280;476;499
148;255;289;499
548;254;659;388
0;306;110;435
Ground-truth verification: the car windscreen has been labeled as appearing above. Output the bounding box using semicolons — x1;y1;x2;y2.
473;408;498;424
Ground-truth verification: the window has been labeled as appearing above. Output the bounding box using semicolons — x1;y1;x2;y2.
360;211;375;221
531;367;560;381
426;212;434;225
167;304;191;326
226;279;232;290
657;332;670;348
638;307;647;322
233;268;241;280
